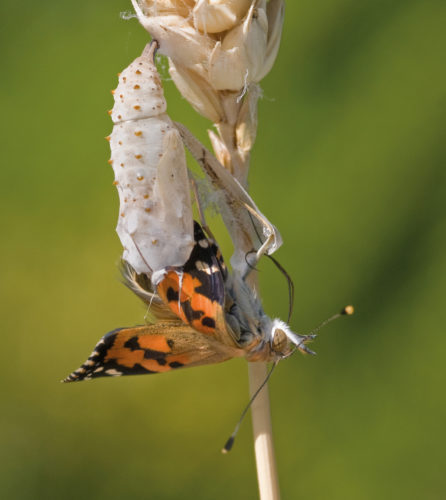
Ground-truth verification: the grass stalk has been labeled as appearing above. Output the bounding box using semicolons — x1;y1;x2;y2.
248;362;280;500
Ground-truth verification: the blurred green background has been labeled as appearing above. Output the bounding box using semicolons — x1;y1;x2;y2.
1;1;445;499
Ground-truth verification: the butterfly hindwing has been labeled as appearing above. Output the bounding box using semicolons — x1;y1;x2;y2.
64;322;240;382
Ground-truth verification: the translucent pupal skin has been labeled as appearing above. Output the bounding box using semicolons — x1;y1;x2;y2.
174;122;282;276
109;43;194;275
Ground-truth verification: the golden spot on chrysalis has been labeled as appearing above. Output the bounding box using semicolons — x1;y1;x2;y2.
107;110;112;115
134;131;142;137
133;84;140;90
105;136;111;142
118;141;122;145
107;159;113;165
120;212;125;217
110;90;115;95
120;163;124;167
134;105;141;110
144;208;151;213
135;154;142;159
143;194;149;199
112;180;119;186
117;72;121;76
152;239;158;245
135;70;142;75
137;175;144;181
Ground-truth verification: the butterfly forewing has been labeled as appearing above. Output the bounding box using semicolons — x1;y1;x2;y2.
64;322;241;382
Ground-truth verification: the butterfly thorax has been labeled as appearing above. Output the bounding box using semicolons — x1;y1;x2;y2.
223;274;296;361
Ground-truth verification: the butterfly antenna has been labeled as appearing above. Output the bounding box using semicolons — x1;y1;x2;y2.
310;305;354;336
267;254;295;323
222;361;278;454
246;211;295;322
289;305;355;357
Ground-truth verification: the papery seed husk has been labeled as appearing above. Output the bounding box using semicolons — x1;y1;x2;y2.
208;129;231;169
139;0;195;18
208;2;268;91
257;0;285;81
235;85;260;154
132;2;213;66
169;60;224;123
242;2;268;83
193;0;252;33
209;41;247;91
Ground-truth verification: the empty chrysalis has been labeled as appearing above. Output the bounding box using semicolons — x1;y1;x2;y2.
108;42;194;278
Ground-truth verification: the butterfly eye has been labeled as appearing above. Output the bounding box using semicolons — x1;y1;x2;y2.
271;328;288;354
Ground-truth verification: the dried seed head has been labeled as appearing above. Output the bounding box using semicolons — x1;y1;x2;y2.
132;0;284;92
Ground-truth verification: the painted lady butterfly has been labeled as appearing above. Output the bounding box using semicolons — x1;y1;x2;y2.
63;219;319;382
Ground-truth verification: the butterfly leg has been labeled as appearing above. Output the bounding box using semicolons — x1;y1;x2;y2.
241;203;277;279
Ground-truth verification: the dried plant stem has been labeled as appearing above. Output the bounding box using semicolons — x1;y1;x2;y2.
249;362;280;500
212;91;280;499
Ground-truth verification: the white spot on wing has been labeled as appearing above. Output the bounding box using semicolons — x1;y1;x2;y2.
105;369;123;376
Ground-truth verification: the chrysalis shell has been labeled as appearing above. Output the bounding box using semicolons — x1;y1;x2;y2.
109;43;194;277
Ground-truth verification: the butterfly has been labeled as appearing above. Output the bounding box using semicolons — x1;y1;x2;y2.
63;219;317;383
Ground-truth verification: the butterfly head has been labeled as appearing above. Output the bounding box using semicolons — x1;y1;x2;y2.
269;319;317;358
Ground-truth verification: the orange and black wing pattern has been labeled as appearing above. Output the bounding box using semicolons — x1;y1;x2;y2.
63;322;240;382
157;222;228;336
